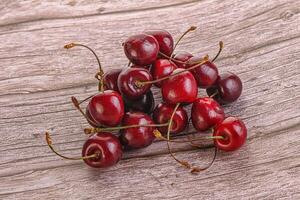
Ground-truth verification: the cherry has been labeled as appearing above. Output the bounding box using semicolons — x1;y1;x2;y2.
145;30;174;56
87;90;124;127
131;64;150;69
153;103;188;134
161;68;198;104
118;67;152;99
123;34;159;66
213;117;247;151
206;72;242;104
123;90;155;114
45;132;122;168
173;52;193;68
103;68;122;92
150;59;177;87
82;132;123;168
119;112;155;149
188;56;219;88
191;97;225;131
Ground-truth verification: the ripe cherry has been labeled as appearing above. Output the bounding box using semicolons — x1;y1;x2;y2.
82;132;123;168
119;112;155;149
103;68;122;92
191;97;225;131
188;56;219;88
123;90;155;114
87;90;124;127
118;67;153;99
213;117;247;151
173;52;193;68
153;103;188;134
123;34;159;66
207;72;243;104
161;68;198;104
45;132;122;168
150;59;177;87
145;30;174;56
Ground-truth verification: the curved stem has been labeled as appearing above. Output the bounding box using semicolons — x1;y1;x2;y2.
172;26;197;56
211;41;224;62
71;96;98;126
45;132;98;160
85;123;169;134
136;55;209;87
190;146;218;174
64;43;105;92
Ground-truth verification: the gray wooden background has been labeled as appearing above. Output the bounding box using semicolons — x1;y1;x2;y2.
0;0;299;199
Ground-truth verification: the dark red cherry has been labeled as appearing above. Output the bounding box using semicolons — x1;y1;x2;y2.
123;90;155;114
131;64;150;69
173;52;193;68
153;103;188;134
191;97;225;131
123;34;159;66
213;117;247;151
150;59;177;87
103;68;122;92
187;56;219;88
118;67;152;99
82;132;122;168
119;112;155;149
87;90;124;127
161;68;198;104
145;30;174;56
207;72;243;104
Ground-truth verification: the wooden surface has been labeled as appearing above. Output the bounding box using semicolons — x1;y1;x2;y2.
0;0;299;199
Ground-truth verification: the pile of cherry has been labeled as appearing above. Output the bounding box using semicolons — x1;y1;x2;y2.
46;26;247;173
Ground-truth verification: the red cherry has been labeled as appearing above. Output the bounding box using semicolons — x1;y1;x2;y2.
213;117;247;151
161;68;198;104
123;34;159;66
118;67;152;99
153;103;188;134
145;30;174;56
188;56;219;88
87;90;124;127
82;132;122;168
207;72;242;104
119;112;155;149
173;52;193;68
191;97;225;131
150;59;177;87
103;68;122;92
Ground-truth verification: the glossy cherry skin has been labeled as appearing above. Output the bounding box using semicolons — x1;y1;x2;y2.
153;103;188;134
103;68;122;92
82;132;122;168
87;90;124;127
119;112;155;149
123;90;155;114
150;59;177;87
213;117;247;151
161;68;198;104
117;67;153;100
145;30;174;56
191;97;225;131
173;52;193;68
123;34;159;66
207;72;243;104
187;56;219;88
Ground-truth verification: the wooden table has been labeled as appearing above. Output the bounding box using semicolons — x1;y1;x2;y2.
1;0;299;199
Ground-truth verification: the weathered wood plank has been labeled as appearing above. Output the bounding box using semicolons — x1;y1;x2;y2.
0;0;299;199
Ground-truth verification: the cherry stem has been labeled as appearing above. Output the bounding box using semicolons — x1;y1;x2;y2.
211;41;224;62
64;43;105;92
78;93;98;105
136;55;209;87
71;96;98;126
209;91;219;98
172;26;197;57
85;123;169;134
45;132;99;160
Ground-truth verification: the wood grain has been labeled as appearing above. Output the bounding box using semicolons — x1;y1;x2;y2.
0;0;299;199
